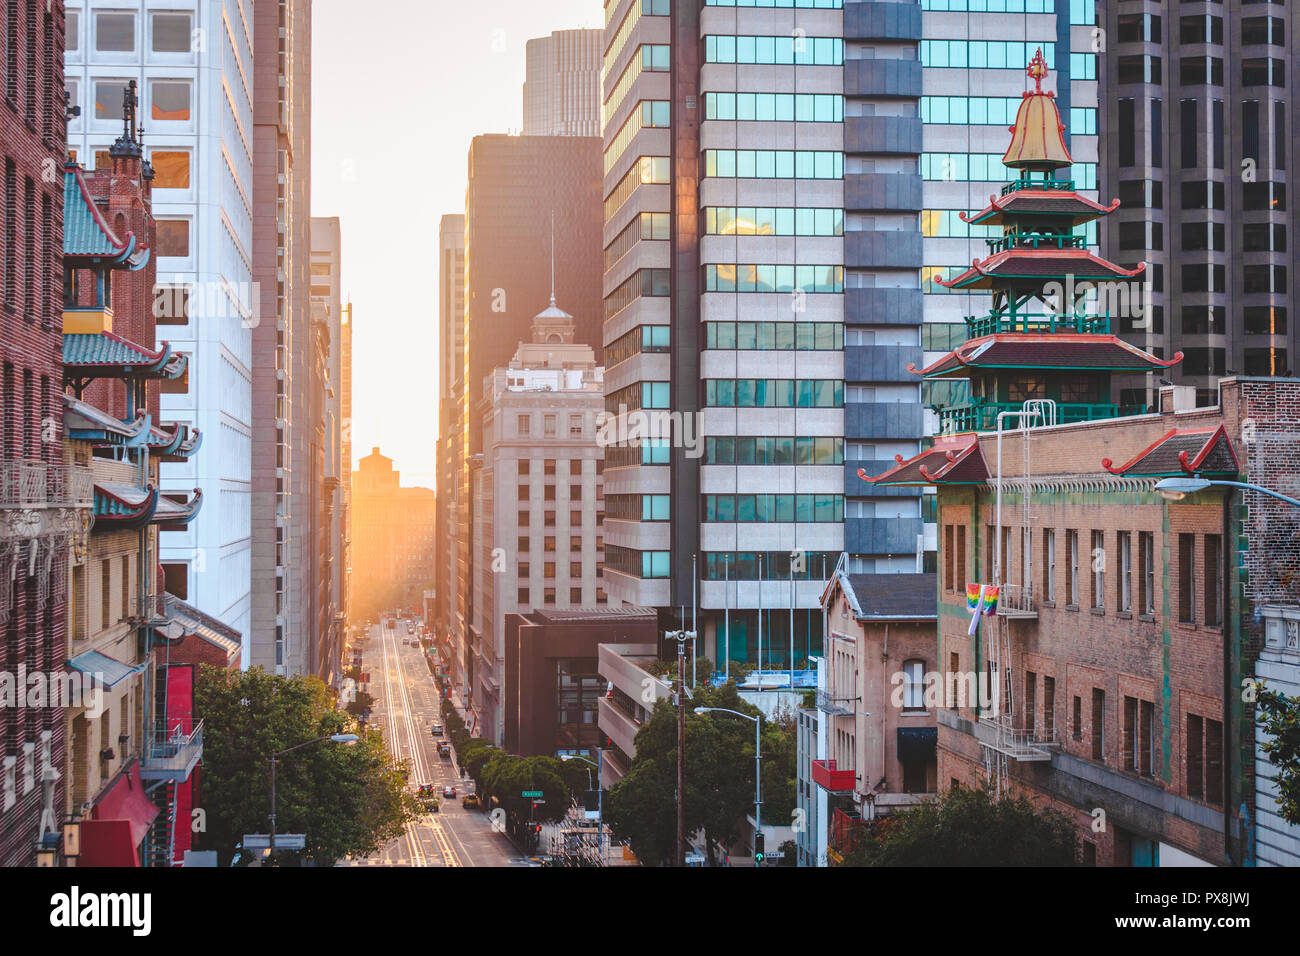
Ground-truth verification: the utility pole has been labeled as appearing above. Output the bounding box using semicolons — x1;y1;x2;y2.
676;636;686;868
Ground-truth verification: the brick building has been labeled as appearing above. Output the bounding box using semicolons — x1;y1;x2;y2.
0;0;75;869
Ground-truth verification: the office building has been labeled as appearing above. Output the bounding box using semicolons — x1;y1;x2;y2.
66;0;258;639
435;214;464;665
351;449;436;622
249;0;315;677
1099;1;1297;407
524;28;603;137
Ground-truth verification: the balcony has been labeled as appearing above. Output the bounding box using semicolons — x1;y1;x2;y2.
986;232;1087;255
996;583;1037;620
963;312;1111;339
0;460;94;510
1002;177;1073;196
811;759;856;793
936;402;1147;434
977;718;1054;762
140;720;204;782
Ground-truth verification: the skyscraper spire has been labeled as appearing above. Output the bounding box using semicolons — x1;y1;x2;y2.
550;209;556;308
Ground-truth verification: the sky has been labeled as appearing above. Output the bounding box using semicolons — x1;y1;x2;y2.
311;0;605;490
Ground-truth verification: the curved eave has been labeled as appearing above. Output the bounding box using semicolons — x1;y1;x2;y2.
153;489;203;529
159;350;187;381
148;424;186;456
935;252;1146;290
63;164;138;264
961;193;1120;227
163;426;202;461
1102;423;1238;478
93;485;160;530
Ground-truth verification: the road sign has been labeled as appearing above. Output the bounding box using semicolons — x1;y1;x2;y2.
521;790;544;798
531;799;547;806
685;853;706;864
765;851;785;859
242;834;306;851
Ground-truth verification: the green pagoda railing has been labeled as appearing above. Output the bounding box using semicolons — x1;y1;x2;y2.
936;401;1149;433
1001;177;1074;196
963;312;1111;338
986;232;1087;254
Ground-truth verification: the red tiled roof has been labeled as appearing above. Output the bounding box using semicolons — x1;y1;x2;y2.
909;334;1183;379
936;248;1146;290
858;434;989;486
1102;424;1238;477
961;190;1120;227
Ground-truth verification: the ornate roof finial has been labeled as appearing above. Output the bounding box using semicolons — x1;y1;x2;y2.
109;80;143;159
1027;47;1048;93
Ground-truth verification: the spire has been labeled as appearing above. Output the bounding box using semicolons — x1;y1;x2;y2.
549;209;557;309
109;80;143;160
1001;49;1072;172
531;211;575;345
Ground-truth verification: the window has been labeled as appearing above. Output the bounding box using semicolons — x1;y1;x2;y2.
517;536;529;552
955;525;966;590
1043;529;1056;601
517;414;530;436
150;151;190;189
1089;531;1105;610
1187;714;1223;805
544;415;557;437
518;562;530;577
1072;695;1082;741
517;588;530;605
155;219;190;257
100;558;112;631
517;485;529;502
95;12;135;52
120;554;130;619
1043;677;1056;741
903;659;925;711
944;525;954;591
544;536;556;553
151;12;192;52
1117;532;1132;612
948;653;960;710
1139;532;1154;616
1091;689;1105;761
570;588;582;605
149;80;191;121
94;79;132;120
66;10;80;52
1204;534;1222;626
518;459;530;475
1242;57;1284;87
1025;672;1037;736
1178;533;1195;624
1066;530;1079;606
1123;696;1138;771
1140;700;1154;776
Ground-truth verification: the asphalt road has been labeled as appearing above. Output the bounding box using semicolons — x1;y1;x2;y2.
337;616;532;867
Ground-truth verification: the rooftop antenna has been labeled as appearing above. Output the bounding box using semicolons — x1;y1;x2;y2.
549;210;557;309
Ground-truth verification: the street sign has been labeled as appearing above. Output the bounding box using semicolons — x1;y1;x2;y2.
521;790;544;798
242;834;305;851
531;799;547;806
685;853;706;864
765;851;785;859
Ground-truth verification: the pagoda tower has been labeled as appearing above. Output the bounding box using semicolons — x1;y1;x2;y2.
915;50;1181;434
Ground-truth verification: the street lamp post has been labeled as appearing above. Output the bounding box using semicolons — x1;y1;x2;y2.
269;733;359;856
1154;476;1300;507
695;706;762;866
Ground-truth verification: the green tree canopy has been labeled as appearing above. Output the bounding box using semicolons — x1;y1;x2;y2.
481;754;573;824
1258;687;1300;824
836;783;1078;866
196;667;419;865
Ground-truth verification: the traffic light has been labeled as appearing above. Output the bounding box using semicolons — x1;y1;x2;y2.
753;832;765;864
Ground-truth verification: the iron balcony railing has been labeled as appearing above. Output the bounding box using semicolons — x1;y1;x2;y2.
937;402;1148;433
986;232;1087;255
140;719;204;781
0;460;94;509
1001;177;1073;196
815;688;854;716
996;583;1037;619
963;311;1111;339
978;718;1056;762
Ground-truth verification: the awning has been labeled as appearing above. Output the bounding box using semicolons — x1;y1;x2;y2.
79;764;159;866
897;727;938;764
68;649;148;690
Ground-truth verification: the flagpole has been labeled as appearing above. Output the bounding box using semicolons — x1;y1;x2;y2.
724;555;730;681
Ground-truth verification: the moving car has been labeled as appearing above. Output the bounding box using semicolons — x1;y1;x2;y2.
461;794;480;809
442;786;457;798
417;784;440;812
438;744;451;759
430;723;443;736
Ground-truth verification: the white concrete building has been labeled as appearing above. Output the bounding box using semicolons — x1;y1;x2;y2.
1256;604;1300;866
65;0;255;637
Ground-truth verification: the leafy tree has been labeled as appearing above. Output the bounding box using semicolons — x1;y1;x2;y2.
835;783;1078;866
344;690;373;718
604;682;765;865
1258;687;1300;824
195;667;419;865
481;754;573;824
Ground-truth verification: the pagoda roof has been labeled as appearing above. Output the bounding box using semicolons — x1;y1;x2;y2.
1102;425;1238;478
858;434;989;487
1002;49;1073;171
62;393;152;446
961;191;1120;228
936;248;1145;291
93;482;160;530
908;333;1183;380
64;332;187;380
153;489;204;530
148;423;202;461
62;163;148;269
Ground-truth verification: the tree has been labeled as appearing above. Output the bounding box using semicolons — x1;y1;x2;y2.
604;682;767;865
835;783;1078;866
344;690;373;718
481;754;573;824
195;667;420;865
1258;687;1300;824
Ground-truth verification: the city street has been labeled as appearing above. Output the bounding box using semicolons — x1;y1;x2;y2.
337;618;529;867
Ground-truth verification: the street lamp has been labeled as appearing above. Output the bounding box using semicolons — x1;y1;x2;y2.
695;706;763;866
1155;476;1300;507
269;733;359;855
559;751;604;861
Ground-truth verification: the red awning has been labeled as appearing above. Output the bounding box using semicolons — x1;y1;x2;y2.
77;820;140;868
80;765;159;866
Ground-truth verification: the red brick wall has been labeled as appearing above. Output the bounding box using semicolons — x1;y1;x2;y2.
0;0;68;868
